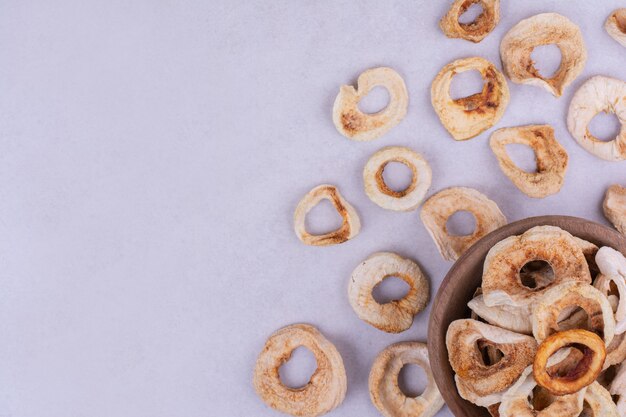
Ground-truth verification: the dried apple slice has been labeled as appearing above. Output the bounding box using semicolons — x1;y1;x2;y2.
500;13;586;97
348;252;429;333
439;0;500;43
489;125;568;198
333;67;408;141
533;329;606;395
447;319;537;397
606;9;626;47
532;281;615;346
431;57;509;140
363;146;432;212
369;342;444;417
567;76;626;161
604;185;626;234
420;187;506;261
253;324;347;417
482;226;591;308
293;184;360;246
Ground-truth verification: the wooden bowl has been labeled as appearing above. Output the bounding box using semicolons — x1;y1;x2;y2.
427;215;626;417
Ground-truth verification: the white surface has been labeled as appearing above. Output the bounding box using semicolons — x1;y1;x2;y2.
0;1;624;417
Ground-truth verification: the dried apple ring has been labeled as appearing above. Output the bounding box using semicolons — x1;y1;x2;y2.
420;187;507;261
499;366;585;417
446;319;537;397
482;226;591;308
456;337;521;407
606;9;626;47
533;329;606;395
439;0;500;43
532;281;615;345
567;76;626;161
489;125;568;198
458;346;572;408
582;381;619;416
604;185;626;234
431;57;509;140
348;252;429;333
363;146;432;212
500;13;586;97
293;184;360;246
253;324;347;417
369;342;444;417
332;67;408;141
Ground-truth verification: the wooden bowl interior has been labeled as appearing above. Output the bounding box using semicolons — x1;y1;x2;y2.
427;215;626;417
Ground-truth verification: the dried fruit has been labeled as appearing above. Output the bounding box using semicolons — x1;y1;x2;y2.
582;381;619;416
439;0;500;43
446;319;537;397
567;76;626;161
500;13;586;97
596;246;626;281
532;281;615;346
468;294;532;334
253;324;347;417
603;185;626;234
293;184;360;246
595;247;626;334
489;125;568;198
332;67;408;141
348;252;429;333
369;342;444;417
595;275;626;335
593;297;626;369
420;187;507;261
482;226;591;308
363;146;432;211
533;329;606;395
605;9;626;47
431;57;509;140
610;364;626;415
498;366;584;417
456;375;506;407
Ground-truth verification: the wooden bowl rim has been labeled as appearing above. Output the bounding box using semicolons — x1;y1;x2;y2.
427;215;626;417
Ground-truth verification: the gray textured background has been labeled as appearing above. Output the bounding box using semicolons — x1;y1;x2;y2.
0;1;624;416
